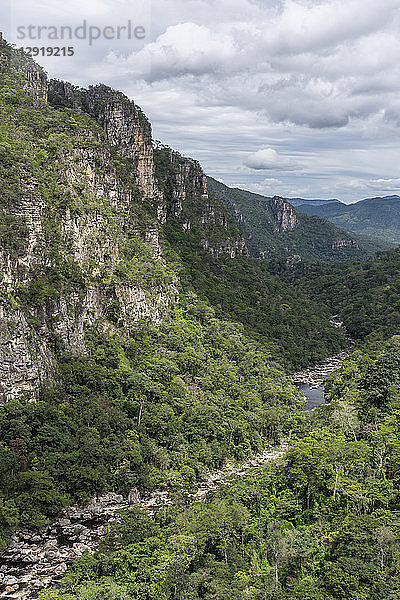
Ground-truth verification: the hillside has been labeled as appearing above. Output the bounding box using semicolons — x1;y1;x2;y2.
208;178;387;262
33;335;400;600
287;246;400;342
269;241;400;344
0;38;349;558
297;195;400;245
2;38;400;600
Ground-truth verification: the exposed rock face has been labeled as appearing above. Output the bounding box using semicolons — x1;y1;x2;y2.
0;42;248;403
0;52;176;403
331;239;359;249
24;67;47;101
0;304;56;403
212;192;248;226
270;196;298;232
0;45;48;101
49;81;159;202
154;144;247;258
0;116;177;402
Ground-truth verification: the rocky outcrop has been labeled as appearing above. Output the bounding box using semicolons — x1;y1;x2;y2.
154;144;247;258
0;304;56;403
0;43;178;402
270;196;298;232
49;82;159;202
0;39;47;101
0;122;178;402
331;239;358;249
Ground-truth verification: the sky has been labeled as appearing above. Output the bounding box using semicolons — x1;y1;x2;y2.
2;0;400;202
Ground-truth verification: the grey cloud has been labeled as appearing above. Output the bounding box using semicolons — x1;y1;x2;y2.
5;0;400;201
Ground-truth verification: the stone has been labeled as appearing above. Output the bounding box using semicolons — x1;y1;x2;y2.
53;563;68;575
128;487;141;504
17;575;33;583
3;576;18;586
5;584;19;593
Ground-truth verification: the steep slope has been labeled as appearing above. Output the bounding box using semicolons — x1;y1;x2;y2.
0;39;350;556
298;195;400;245
1;66;177;403
49;336;400;600
0;44;251;403
208;177;388;261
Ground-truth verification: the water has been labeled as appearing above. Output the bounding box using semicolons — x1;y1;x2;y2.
299;384;325;410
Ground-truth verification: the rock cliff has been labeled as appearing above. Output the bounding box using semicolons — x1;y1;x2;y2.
154;144;247;257
0;39;247;403
270;196;298;232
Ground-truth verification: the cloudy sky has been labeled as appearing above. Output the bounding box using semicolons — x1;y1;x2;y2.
3;0;400;201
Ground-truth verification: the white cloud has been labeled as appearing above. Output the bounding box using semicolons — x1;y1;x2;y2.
109;23;237;82
366;178;400;192
5;0;400;201
243;147;302;171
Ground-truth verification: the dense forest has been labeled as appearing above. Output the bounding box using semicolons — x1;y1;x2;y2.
297;195;400;245
271;246;400;341
0;298;305;548
38;336;400;599
1;37;400;600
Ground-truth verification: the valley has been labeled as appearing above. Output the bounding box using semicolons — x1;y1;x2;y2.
1;344;350;599
0;37;400;600
293;195;400;246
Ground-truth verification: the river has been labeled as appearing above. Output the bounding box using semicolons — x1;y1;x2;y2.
0;325;353;599
292;316;354;410
299;384;325;410
292;348;352;410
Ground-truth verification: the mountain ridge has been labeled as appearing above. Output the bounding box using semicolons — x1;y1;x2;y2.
207;177;388;262
297;194;400;244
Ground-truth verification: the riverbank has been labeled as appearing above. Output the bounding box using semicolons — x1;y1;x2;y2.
292;315;354;409
292;348;352;389
0;444;288;599
0;320;355;599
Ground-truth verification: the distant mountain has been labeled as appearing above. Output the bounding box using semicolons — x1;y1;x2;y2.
287;197;343;208
297;195;400;245
208;178;388;262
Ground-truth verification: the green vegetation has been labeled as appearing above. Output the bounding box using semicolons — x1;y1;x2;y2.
39;337;400;600
0;211;28;257
153;152;347;370
208;177;388;262
0;300;303;548
277;246;400;342
2;38;400;600
155;147;243;252
298;195;400;246
173;252;346;369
